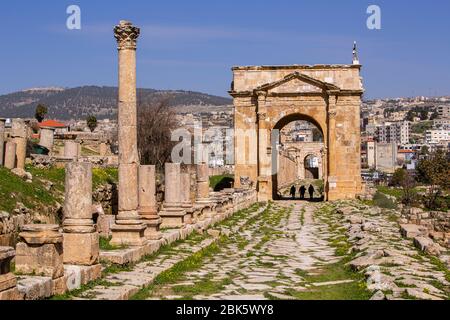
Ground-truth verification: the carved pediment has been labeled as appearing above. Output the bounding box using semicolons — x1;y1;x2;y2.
255;72;340;94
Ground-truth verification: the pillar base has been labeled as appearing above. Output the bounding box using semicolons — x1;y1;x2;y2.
110;223;147;247
139;210;162;240
159;207;186;229
63;232;99;265
181;205;194;225
16;225;64;279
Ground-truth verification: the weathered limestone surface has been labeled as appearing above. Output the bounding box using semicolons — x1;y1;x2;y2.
39;127;55;151
4;141;16;170
12;119;27;170
0;119;6;166
231;65;363;201
64;141;79;159
15;224;64;279
110;20;146;246
63;162;99;265
138;165;162;240
0;247;22;300
194;163;214;219
159;163;186;228
181;171;194;224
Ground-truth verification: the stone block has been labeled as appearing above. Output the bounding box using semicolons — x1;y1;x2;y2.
63;232;99;265
64;264;102;291
15;242;64;279
400;224;428;239
17;276;53;300
0;287;23;300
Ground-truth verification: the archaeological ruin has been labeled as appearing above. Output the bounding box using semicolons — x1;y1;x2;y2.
0;20;448;302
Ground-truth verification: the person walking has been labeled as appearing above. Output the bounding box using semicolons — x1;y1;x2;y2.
300;185;306;200
308;184;315;200
290;185;296;200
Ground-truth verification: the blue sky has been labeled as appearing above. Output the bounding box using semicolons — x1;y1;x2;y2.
0;0;449;99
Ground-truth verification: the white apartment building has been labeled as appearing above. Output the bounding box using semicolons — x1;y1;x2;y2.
425;129;450;144
437;105;450;119
376;121;410;145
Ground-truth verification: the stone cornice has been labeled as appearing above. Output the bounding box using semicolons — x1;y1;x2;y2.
114;20;140;50
232;64;362;71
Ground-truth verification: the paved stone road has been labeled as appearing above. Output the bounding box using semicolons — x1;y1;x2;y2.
145;201;350;300
69;200;448;300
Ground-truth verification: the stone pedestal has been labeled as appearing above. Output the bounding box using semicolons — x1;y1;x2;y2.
110;20;146;247
138;165;162;240
0;119;6;167
4;141;16;170
12;120;27;170
159;163;186;229
181;171;194;224
64;141;79;160
195;163;214;219
39;127;55;152
0;247;22;300
63;162;99;265
15;225;64;279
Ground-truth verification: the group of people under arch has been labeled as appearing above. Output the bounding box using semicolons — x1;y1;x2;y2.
289;184;315;201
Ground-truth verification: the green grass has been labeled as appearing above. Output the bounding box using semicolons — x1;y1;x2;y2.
27;166;118;190
171;276;232;299
209;174;234;191
377;186;403;200
99;236;128;251
131;242;221;300
0;167;57;212
284;257;371;300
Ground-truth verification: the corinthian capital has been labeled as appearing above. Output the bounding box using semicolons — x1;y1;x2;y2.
114;20;140;50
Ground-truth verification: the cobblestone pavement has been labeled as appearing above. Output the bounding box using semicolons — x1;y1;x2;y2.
142;201;358;300
66;200;449;300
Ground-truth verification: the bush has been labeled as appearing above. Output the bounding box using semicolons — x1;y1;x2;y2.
373;192;397;209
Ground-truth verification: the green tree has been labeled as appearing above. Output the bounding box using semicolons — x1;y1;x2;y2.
35;104;48;123
391;168;407;187
416;150;450;210
86;115;98;132
390;168;417;207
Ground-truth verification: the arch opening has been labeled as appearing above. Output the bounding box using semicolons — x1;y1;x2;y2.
272;114;325;201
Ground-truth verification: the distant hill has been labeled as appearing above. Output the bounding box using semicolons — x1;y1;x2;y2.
0;86;232;120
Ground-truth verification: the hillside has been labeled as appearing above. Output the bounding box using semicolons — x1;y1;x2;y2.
0;86;232;120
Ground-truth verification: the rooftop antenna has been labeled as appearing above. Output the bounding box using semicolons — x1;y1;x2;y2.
352;41;360;65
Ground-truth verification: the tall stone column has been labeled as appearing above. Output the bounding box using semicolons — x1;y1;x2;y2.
159;163;186;228
63;162;99;265
256;91;271;202
110;20;146;246
138;165;162;240
4;142;16;170
12;119;27;170
326;93;338;201
0;119;5;167
39;127;55;152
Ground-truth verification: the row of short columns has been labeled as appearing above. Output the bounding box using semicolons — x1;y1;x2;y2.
0;119;28;171
0;159;257;299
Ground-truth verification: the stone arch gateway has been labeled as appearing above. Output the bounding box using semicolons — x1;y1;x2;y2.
230;65;364;201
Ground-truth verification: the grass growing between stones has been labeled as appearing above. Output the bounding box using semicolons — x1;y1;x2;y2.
283;256;371;300
130;241;222;300
99;236;128;251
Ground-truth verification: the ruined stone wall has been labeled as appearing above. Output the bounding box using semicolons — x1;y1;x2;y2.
276;153;297;189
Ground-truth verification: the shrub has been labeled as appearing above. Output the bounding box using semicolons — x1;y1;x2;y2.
373;192;397;209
